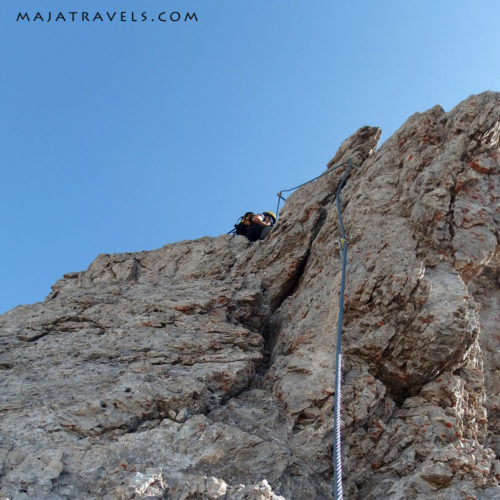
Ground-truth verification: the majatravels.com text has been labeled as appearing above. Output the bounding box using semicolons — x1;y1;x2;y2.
17;11;198;23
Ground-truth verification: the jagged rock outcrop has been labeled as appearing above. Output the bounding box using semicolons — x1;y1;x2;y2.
1;92;499;499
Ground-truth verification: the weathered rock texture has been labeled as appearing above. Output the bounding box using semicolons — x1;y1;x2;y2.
1;92;499;499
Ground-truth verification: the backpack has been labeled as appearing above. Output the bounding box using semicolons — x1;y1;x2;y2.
231;212;255;236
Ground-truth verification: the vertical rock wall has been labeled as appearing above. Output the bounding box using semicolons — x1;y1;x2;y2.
0;92;499;499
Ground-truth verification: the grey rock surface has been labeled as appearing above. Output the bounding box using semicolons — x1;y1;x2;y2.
1;91;499;499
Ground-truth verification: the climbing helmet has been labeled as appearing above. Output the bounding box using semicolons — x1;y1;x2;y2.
262;211;276;224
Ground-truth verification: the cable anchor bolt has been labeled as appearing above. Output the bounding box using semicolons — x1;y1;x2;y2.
336;237;348;250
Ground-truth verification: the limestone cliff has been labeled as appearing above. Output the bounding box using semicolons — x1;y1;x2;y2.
1;92;499;499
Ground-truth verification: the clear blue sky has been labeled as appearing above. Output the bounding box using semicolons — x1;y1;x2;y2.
1;0;499;313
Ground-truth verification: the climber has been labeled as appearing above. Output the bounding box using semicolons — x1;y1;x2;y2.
233;211;276;242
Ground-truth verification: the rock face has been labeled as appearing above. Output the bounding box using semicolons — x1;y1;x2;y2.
1;92;499;499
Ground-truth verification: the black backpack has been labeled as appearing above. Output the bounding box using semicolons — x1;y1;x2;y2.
230;212;255;236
